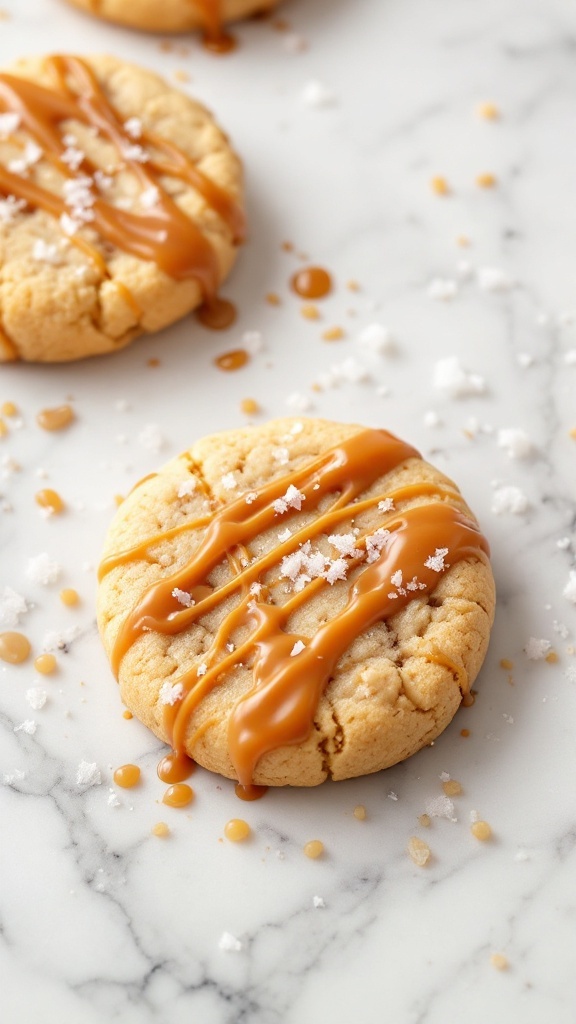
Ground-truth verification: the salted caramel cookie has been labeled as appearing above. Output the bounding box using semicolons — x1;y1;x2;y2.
97;419;496;788
64;0;281;37
0;54;244;362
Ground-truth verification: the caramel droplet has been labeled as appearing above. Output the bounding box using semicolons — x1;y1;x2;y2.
471;820;492;841
0;419;8;438
224;818;251;842
1;401;18;417
215;348;249;372
34;653;57;675
35;489;65;515
152;822;170;837
0;632;31;664
113;764;141;789
162;782;194;808
157;751;195;784
123;710;133;720
290;266;332;300
234;783;268;802
240;398;259;416
196;297;237;330
202;30;237;54
60;588;79;607
303;840;324;859
37;405;75;431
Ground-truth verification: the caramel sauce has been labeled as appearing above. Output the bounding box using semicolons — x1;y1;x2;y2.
291;266;332;300
37;405;75;431
157;750;195;784
35;488;65;514
0;631;31;664
113;763;141;788
214;348;249;371
224;818;251;841
34;653;57;675
100;429;490;787
197;297;237;331
162;782;194;807
234;782;268;802
0;56;245;299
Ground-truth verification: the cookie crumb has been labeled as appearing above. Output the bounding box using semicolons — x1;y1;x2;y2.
476;172;497;188
499;658;513;670
490;953;509;970
353;805;366;820
476;101;500;120
240;398;260;415
430;175;450;195
303;840;324;859
407;836;431;866
322;326;345;341
524;637;551;660
152;822;170;837
442;779;462;797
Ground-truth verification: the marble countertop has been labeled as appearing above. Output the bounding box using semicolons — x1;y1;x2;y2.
1;0;576;1021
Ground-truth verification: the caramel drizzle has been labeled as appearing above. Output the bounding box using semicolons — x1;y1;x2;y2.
0;56;244;296
101;429;490;785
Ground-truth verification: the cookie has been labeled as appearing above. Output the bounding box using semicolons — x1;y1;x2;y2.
97;418;496;788
64;0;281;38
0;54;244;362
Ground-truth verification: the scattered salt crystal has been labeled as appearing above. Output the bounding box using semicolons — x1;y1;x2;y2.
423;410;442;428
553;620;569;639
503;713;514;724
59;212;80;237
178;479;197;498
242;330;265;355
312;896;326;908
563;571;576;603
477;267;515;292
387;791;398;801
245;492;257;504
427;278;458;301
221;472;237;491
377;498;395;514
391;570;403;588
94;170;113;191
139;185;160;208
0;111;20;138
8;139;42;173
433;357;486;398
273;484;306;514
107;790;121;808
14;720;36;735
286;392;314;412
278;528;292;543
32;239;63;265
172;588;194;608
517;352;535;368
324;558;348;584
218;932;243;952
330;357;370;383
491;485;529;516
301;79;337;107
249;582;263;596
60;145;84;171
365;528;390;563
424;547;449;572
357;323;395;354
469;809;479;823
425;795;457;822
328;533;361;557
42;626;81;652
124;116;142;139
121;142;148;163
0;586;29;628
524;637;551;660
26;687;47;711
272;447;290;466
497;428;533;460
26;553;61;585
197;663;208;677
138;423;165;452
159;681;184;706
290;640;305;657
76;761;102;788
439;771;451;782
290;422;304;435
0;195;27;224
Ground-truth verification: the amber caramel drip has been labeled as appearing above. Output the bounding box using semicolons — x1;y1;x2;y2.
113;763;141;788
37;404;75;431
0;56;245;296
60;588;79;606
197;297;237;331
102;429;490;786
215;348;249;371
0;631;31;664
34;653;57;674
162;782;194;807
224;818;250;841
291;266;332;300
234;783;268;802
157;750;195;784
35;488;65;514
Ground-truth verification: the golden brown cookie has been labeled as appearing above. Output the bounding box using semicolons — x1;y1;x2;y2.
63;0;281;38
0;54;244;362
97;418;496;788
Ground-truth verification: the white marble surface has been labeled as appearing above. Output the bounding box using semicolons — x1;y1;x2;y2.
1;0;576;1021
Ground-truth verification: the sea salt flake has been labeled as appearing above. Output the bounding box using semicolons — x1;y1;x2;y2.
138;423;165;452
497;428;534;460
26;552;61;585
274;484;305;514
524;637;551;660
76;761;102;788
124;116;142;139
324;558;348;584
197;663;208;677
107;791;121;808
245;492;257;505
439;771;451;781
377;498;395;513
357;322;395;354
94;170;113;191
8;140;43;174
285;392;314;412
218;931;243;952
301;79;337;108
172;588;194;608
139;185;160;208
59;212;80;236
272;446;290;466
249;582;263;596
313;895;326;908
328;532;361;557
427;278;458;301
0;586;29;628
221;472;237;491
14;719;36;735
0;111;20;138
387;791;398;801
433;357;487;398
565;665;576;684
26;687;47;710
121;142;149;163
159;681;184;706
290;640;305;657
0;195;26;224
391;570;403;588
178;479;197;498
491;485;529;516
42;626;81;652
365;528;390;563
60;146;84;171
426;795;457;822
563;571;576;604
331;357;370;383
242;330;265;355
424;547;449;572
278;528;292;543
477;267;515;292
32;239;62;265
